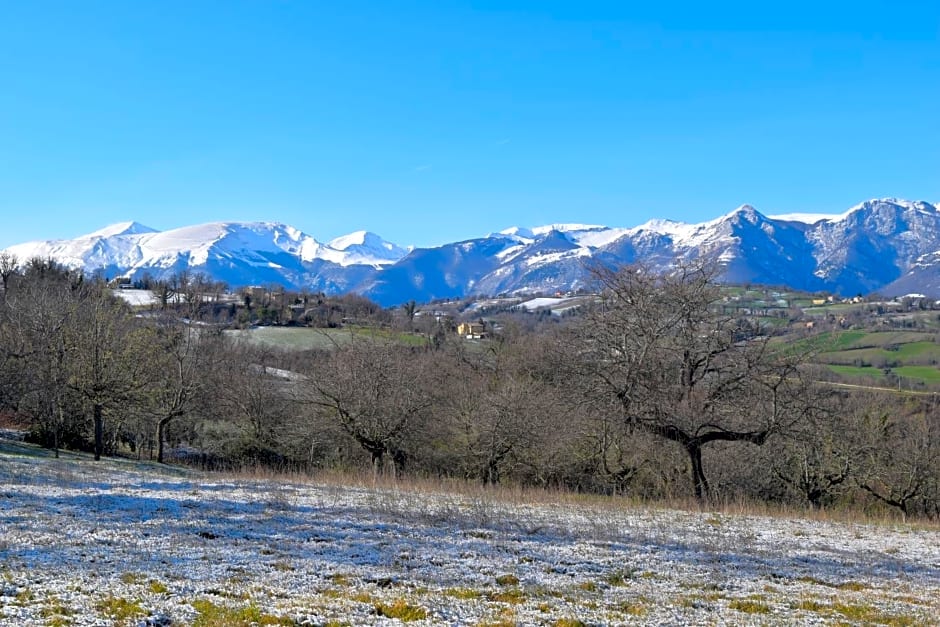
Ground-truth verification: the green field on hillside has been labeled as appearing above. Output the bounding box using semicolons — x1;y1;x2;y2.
826;364;886;380
826;363;940;385
812;330;940;386
800;330;937;352
894;365;940;382
820;341;940;365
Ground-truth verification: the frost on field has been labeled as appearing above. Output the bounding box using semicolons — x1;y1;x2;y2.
1;440;938;626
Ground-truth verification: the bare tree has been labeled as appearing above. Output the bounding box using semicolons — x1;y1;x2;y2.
303;338;432;476
0;251;17;297
151;280;174;311
570;263;813;500
855;396;940;519
401;300;417;331
65;284;152;459
433;332;563;485
0;262;75;452
767;389;859;508
199;342;298;465
439;351;518;484
146;317;222;463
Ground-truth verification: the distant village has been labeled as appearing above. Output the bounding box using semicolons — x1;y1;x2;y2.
109;274;940;339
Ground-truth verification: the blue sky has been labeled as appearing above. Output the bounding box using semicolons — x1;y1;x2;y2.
1;0;938;249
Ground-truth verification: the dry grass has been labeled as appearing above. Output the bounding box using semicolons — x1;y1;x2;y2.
494;574;520;586
728;598;771;614
189;598;293;627
373;598;428;621
95;596;147;623
11;437;929;531
217;464;940;531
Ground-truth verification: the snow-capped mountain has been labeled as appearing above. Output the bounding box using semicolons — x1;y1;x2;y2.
807;199;940;296
4;222;406;294
5;198;940;306
357;199;940;304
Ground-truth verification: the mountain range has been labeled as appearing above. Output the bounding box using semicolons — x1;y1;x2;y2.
4;198;939;306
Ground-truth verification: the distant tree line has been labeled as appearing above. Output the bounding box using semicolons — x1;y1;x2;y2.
1;252;938;519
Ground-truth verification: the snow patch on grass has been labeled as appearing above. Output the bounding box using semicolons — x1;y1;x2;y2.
1;442;938;625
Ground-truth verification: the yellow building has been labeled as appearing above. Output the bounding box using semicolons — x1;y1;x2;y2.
457;322;486;339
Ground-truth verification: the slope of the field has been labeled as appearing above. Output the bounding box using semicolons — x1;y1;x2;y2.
804;330;940;387
1;438;938;626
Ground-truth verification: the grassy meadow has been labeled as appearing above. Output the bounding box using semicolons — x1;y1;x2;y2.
795;330;940;387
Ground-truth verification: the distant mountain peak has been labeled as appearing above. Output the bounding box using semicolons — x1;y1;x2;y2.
85;221;158;239
498;223;607;242
328;230;400;253
318;231;407;267
844;197;931;216
499;226;534;239
722;204;764;223
328;230;370;250
531;223;607;234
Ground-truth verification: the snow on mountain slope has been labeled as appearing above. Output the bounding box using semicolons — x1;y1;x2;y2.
807;199;940;295
769;211;851;224
133;222;314;267
500;223;603;238
572;227;632;248
498;223;626;248
630;218;698;241
493;224;635;267
6;198;940;304
3;221;405;291
4;222;157;271
356;235;518;305
498;226;536;240
324;231;408;267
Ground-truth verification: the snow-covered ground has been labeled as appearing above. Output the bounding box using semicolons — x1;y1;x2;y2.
112;288;160;307
517;297;577;311
1;439;938;626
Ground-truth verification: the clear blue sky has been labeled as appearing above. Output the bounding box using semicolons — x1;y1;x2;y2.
1;0;938;249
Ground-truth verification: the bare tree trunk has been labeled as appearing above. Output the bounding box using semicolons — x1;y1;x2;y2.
93;403;103;461
156;418;169;463
688;442;709;501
